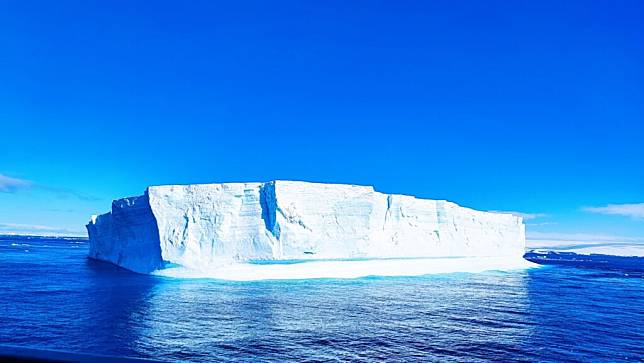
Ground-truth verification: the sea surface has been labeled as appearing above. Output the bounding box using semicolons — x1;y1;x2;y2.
0;236;642;362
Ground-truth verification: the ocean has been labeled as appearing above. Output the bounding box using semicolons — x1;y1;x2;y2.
0;235;642;362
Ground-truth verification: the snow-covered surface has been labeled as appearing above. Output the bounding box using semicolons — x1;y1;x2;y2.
527;239;644;257
87;180;528;278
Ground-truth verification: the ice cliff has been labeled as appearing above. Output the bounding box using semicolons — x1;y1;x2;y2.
87;181;527;276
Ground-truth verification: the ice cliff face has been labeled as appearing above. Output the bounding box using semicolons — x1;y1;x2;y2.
87;181;525;274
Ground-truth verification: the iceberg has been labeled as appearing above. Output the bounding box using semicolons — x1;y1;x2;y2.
87;181;535;279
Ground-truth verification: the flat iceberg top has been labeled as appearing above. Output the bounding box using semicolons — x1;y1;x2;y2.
147;180;511;218
87;180;527;278
149;180;376;192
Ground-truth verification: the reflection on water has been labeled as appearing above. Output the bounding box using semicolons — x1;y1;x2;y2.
0;236;642;361
134;272;533;361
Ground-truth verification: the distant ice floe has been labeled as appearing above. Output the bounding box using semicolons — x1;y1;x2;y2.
527;239;644;257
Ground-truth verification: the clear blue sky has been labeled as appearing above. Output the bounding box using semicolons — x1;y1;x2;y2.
0;1;642;243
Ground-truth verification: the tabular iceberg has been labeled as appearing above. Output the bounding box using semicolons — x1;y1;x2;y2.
87;181;533;279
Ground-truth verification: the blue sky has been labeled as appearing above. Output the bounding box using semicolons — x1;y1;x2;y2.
0;1;642;244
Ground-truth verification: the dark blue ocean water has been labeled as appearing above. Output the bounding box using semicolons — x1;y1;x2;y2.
0;236;642;362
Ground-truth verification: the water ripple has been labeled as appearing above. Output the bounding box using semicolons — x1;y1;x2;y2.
0;236;642;362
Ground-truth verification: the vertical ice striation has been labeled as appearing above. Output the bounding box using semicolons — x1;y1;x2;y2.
87;193;164;273
87;181;525;274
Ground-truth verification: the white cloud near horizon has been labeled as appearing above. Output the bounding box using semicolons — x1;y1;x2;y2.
0;173;99;201
0;222;85;237
0;174;32;193
525;222;558;226
582;203;644;219
489;210;547;221
526;231;644;243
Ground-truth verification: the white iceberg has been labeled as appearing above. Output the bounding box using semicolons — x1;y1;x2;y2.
87;181;535;279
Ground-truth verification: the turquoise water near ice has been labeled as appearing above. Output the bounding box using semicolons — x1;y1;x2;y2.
0;236;642;362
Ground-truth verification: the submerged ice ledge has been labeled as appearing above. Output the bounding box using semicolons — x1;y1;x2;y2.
154;256;538;281
87;180;530;279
